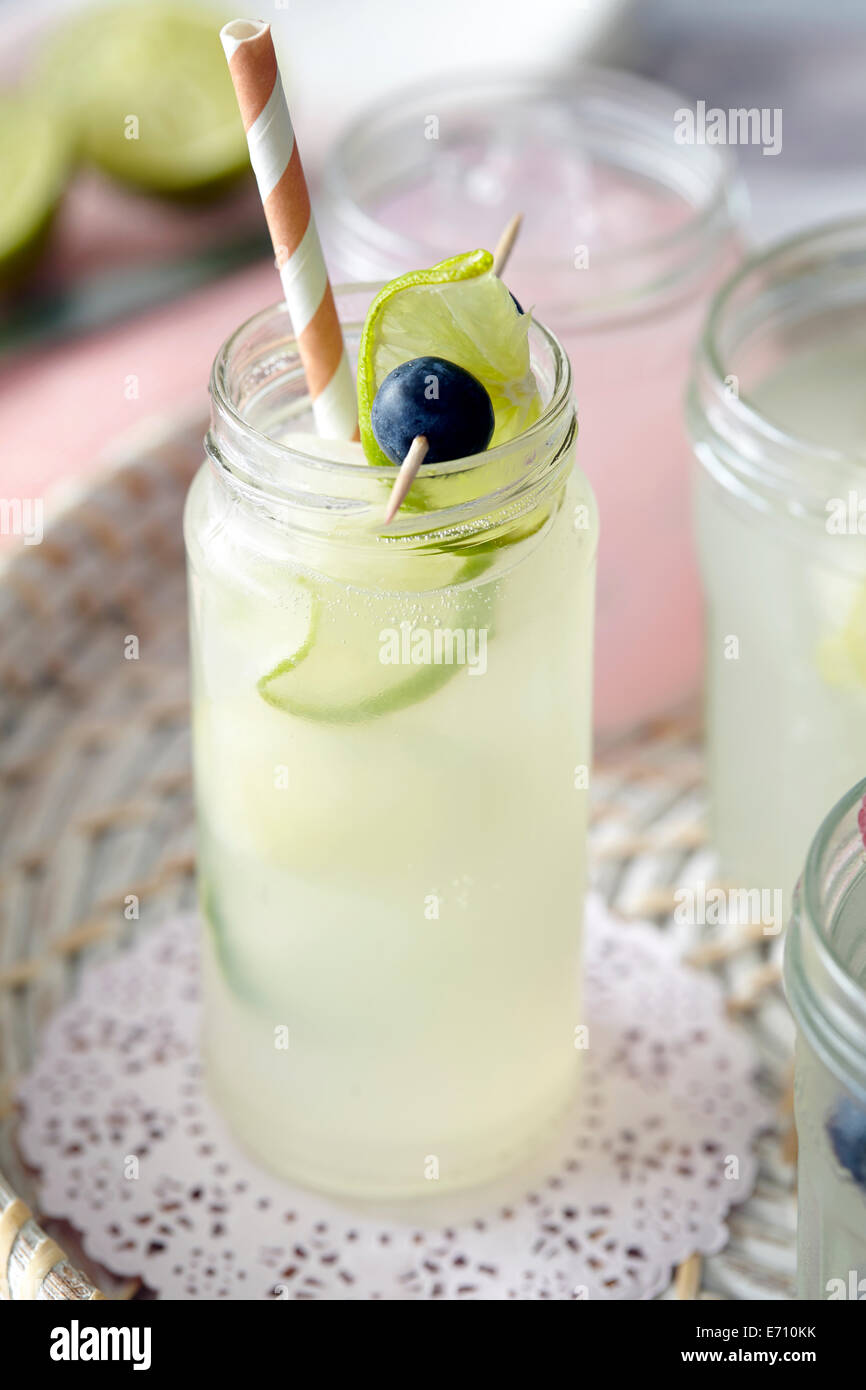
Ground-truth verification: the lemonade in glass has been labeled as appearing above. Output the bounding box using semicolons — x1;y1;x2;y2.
688;220;866;906
185;272;597;1196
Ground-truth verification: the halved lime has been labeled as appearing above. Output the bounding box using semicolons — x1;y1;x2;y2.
38;3;248;197
0;92;69;284
357;250;541;469
257;557;493;724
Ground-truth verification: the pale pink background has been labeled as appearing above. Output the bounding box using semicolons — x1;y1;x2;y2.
0;174;274;543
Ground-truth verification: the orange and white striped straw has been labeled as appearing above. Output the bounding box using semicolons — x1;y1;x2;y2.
220;19;357;440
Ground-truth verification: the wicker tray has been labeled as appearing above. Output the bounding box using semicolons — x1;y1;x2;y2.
0;416;796;1300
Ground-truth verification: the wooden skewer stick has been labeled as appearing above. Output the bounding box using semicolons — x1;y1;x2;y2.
384;213;523;525
383;434;429;524
492;212;523;278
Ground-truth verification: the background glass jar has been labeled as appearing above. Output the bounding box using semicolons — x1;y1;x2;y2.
184;286;598;1198
688;218;866;910
319;68;744;733
784;777;866;1301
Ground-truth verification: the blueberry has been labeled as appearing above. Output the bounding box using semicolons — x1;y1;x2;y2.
827;1097;866;1189
371;356;495;465
509;290;524;315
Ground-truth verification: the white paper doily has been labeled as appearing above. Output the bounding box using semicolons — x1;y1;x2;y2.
17;895;771;1300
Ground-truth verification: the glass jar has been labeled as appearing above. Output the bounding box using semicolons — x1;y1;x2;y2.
688;218;866;910
319;68;744;733
184;285;597;1197
784;777;866;1300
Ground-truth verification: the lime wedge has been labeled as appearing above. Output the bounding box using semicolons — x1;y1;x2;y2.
357;250;541;469
818;581;866;688
0;92;69;284
257;557;492;724
38;3;248;197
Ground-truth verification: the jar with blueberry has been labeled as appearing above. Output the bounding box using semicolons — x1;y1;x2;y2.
784;777;866;1299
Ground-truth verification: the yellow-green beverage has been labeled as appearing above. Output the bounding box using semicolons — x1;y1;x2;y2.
184;288;597;1196
689;221;866;907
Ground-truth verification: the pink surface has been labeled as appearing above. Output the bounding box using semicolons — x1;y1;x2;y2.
34;170;263;284
563;300;709;733
0;163;270;539
0;258;277;526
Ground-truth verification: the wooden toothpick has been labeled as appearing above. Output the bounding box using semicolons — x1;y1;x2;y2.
492;212;523;278
383;213;523;525
383;433;429;524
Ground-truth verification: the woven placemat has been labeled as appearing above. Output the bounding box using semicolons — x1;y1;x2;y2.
0;415;796;1300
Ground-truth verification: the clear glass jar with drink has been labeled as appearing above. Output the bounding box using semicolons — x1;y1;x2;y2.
184;285;597;1197
784;777;866;1300
320;69;743;732
688;218;866;907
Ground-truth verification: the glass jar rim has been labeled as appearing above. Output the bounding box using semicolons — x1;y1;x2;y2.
802;775;866;996
785;775;866;1095
321;65;742;306
207;287;576;542
690;215;866;515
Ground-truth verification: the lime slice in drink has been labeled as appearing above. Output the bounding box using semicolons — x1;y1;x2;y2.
0;92;69;284
357;250;541;469
38;3;248;197
817;581;866;687
257;557;493;724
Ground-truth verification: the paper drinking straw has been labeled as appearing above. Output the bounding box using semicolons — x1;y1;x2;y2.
220;19;357;440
